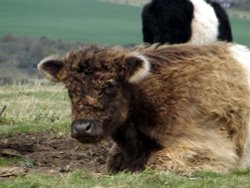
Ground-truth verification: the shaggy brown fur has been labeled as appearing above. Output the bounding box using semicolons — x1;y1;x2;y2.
38;42;250;173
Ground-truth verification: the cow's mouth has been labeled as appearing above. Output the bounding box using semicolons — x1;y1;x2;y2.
73;135;103;144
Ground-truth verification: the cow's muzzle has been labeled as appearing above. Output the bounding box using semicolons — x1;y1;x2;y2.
71;119;103;143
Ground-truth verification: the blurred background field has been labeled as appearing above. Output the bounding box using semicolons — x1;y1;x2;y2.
0;0;250;83
0;0;142;45
1;0;250;45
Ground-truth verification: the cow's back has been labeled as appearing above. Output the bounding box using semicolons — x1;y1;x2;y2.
139;42;250;172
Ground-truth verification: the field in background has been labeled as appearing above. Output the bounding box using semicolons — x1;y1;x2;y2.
0;0;250;46
228;9;250;46
0;0;141;45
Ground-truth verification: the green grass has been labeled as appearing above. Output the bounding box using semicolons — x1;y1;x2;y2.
228;8;250;20
0;157;34;169
0;1;250;46
0;82;71;137
0;0;142;45
230;17;250;46
228;9;250;46
0;169;250;188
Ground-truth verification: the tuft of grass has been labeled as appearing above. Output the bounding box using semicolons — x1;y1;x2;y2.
0;157;35;169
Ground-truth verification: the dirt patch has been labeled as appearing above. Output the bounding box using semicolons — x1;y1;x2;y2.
0;131;112;176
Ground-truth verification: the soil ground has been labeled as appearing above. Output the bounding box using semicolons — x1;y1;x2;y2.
0;131;112;177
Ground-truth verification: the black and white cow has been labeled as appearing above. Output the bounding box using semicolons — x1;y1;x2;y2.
142;0;233;44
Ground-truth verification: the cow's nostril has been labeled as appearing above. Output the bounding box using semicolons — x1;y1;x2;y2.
85;123;91;133
77;121;91;132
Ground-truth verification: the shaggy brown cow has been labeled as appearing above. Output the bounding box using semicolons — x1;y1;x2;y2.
38;42;250;174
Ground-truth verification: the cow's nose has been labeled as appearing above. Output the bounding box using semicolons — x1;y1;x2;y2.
71;119;95;138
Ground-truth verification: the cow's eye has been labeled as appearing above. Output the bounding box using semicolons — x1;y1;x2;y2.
103;80;118;95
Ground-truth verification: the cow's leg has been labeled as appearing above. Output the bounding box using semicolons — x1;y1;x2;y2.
146;138;238;174
107;143;125;173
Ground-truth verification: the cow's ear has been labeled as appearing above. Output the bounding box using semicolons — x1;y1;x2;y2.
37;55;66;82
125;53;151;83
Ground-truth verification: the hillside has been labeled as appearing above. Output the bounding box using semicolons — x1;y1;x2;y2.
0;0;142;45
102;0;250;8
0;0;250;45
0;0;250;83
100;0;149;7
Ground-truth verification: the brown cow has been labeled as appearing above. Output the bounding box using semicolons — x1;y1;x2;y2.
38;42;250;173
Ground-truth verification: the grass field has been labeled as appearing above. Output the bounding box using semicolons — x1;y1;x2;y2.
0;0;250;46
0;0;141;45
0;83;250;187
228;9;250;46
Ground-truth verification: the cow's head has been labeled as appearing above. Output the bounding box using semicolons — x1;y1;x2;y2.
38;45;151;143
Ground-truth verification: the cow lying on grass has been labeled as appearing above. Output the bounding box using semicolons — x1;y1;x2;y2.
38;42;250;173
142;0;233;44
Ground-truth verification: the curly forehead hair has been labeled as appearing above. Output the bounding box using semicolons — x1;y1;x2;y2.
63;45;128;72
